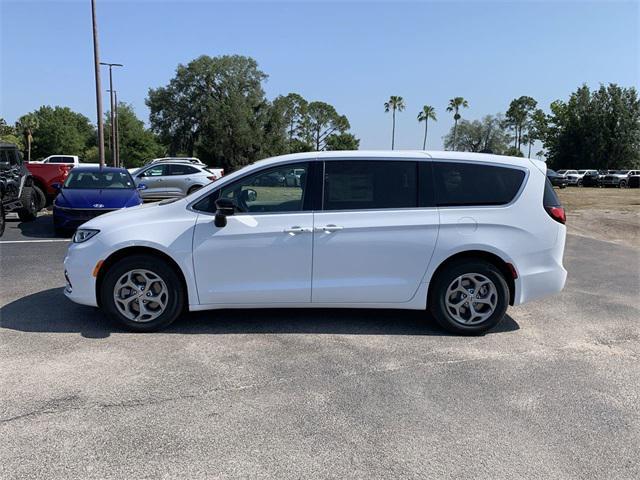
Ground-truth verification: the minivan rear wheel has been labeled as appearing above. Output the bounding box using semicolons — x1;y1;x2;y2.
101;254;185;332
429;260;509;335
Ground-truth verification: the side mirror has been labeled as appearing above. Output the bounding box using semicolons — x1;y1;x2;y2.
214;198;236;228
245;188;257;202
137;183;148;190
51;182;62;192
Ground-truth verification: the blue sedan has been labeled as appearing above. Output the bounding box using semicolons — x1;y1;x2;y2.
53;167;144;234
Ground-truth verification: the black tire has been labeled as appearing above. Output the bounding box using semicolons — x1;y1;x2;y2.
577;179;583;187
100;254;185;332
619;180;627;188
187;185;202;195
32;185;46;211
0;203;5;237
17;186;37;222
428;259;509;335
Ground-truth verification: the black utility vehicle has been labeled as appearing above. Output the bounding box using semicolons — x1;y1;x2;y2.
582;170;601;187
0;142;38;236
546;169;568;188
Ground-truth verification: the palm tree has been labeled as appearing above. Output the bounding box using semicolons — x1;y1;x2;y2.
446;97;469;150
16;114;39;162
417;105;437;150
384;96;405;150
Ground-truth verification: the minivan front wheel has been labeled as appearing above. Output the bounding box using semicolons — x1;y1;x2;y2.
101;255;185;332
429;260;509;335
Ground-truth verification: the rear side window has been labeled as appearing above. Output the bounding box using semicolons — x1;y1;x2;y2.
323;161;417;210
543;178;561;207
432;162;526;207
168;164;199;175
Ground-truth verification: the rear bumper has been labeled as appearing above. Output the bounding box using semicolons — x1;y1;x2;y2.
513;225;567;305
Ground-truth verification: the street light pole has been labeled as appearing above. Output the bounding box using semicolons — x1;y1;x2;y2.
90;0;105;168
100;62;123;167
114;90;121;167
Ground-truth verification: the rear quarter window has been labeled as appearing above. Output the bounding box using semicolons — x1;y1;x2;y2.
432;161;526;207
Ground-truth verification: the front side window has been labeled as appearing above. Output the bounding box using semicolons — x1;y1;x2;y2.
141;165;167;177
323;161;417;210
433;162;526;207
194;163;310;214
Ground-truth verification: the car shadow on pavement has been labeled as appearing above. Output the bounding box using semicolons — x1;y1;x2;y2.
10;214;68;239
0;288;520;339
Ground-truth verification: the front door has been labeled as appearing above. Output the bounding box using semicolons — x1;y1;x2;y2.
312;160;439;304
135;164;169;198
192;162;314;305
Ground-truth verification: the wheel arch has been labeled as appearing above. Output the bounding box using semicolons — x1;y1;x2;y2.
428;250;517;306
96;246;190;308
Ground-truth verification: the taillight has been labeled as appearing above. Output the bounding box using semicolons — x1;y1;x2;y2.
545;206;566;224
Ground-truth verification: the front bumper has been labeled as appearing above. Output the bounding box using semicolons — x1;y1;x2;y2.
63;242;100;307
54;207;116;230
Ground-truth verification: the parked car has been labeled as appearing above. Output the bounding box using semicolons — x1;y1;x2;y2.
573;170;598;186
546;169;568;188
30;155;80;166
602;170;632;188
0;142;38;236
64;151;567;335
26;162;74;208
556;169;579;185
52;167;143;234
581;170;602;187
131;162;218;201
628;171;640;188
139;157;225;180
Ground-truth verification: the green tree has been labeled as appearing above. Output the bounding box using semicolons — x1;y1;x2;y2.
0;118;23;148
272;93;308;142
384;96;405;150
302;101;350;151
15;113;39;162
505;96;537;152
417;105;437;149
147;55;269;172
446;97;469;150
26;106;96;160
443;114;511;154
104;103;164;168
522;108;547;158
544;84;640;169
325;132;360;151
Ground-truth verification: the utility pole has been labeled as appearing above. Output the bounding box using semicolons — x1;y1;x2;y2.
114;90;120;167
90;0;105;168
100;62;123;166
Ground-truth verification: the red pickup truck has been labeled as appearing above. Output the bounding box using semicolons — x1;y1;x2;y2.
26;162;73;209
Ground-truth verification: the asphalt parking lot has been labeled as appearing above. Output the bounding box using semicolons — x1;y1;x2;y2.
1;211;639;479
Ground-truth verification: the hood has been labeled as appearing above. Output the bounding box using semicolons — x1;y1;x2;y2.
81;197;191;231
56;188;141;209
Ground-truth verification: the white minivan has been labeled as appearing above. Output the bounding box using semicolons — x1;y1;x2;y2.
64;151;567;335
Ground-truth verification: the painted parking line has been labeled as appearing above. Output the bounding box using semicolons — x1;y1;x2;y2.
0;239;70;244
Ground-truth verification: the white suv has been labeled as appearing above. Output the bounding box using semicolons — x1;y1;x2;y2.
63;151;567;335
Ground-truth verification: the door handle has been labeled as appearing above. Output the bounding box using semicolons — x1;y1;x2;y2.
284;226;312;235
316;224;343;233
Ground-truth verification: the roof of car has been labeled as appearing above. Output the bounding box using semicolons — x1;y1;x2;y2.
250;150;538;169
71;166;130;173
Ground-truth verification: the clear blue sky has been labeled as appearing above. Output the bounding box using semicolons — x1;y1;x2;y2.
1;0;638;150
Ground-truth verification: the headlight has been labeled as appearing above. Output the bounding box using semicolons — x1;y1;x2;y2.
73;229;100;243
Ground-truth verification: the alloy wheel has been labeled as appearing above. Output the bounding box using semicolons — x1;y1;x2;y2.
113;269;169;322
445;273;498;325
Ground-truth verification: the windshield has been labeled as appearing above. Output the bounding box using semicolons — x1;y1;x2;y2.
63;170;135;189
